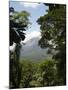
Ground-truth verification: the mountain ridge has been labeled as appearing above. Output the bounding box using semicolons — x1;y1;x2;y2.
20;37;52;61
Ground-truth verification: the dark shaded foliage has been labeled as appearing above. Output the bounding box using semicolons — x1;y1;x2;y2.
10;7;25;45
37;4;66;85
9;7;30;88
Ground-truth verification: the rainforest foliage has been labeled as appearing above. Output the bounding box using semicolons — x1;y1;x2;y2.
9;4;66;88
37;4;66;85
9;7;31;88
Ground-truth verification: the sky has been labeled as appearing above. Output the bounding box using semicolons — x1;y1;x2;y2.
10;1;48;40
9;1;49;50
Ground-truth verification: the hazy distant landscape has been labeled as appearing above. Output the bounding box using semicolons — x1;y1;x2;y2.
20;36;52;61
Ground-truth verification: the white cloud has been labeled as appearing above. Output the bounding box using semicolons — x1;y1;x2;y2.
23;31;41;43
9;31;41;50
9;43;16;52
20;2;40;8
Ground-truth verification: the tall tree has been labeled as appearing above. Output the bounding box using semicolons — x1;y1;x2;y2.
37;4;66;85
9;7;30;46
9;7;30;88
